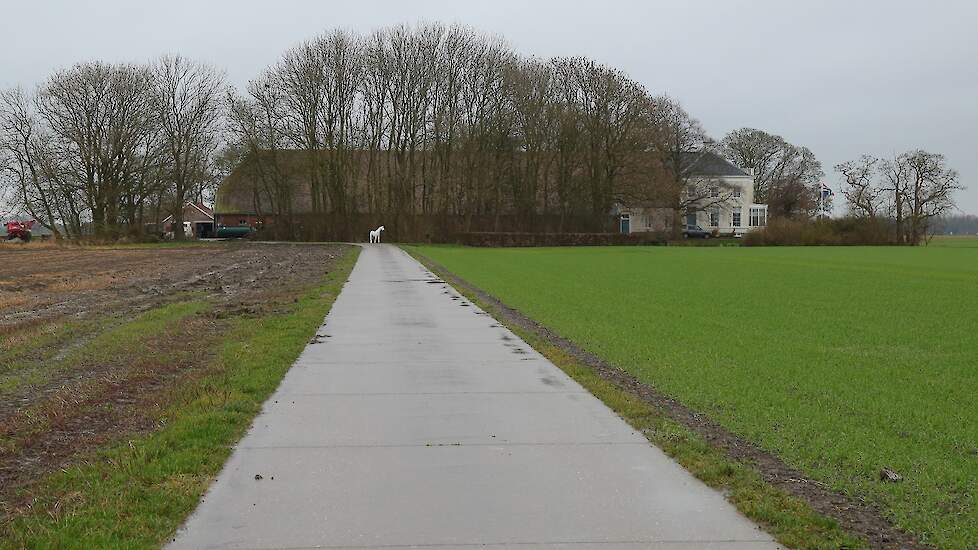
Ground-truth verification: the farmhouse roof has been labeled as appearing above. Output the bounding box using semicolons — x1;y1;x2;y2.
680;151;750;177
215;150;321;215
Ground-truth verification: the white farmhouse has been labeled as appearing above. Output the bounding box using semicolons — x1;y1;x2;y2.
616;151;768;237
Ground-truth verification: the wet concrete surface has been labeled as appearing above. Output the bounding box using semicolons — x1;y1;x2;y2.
168;244;780;549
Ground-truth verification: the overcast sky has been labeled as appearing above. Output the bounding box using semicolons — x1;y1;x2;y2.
2;0;976;214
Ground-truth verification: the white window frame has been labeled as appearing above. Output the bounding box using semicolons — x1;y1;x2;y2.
732;207;742;228
709;208;719;228
749;206;767;227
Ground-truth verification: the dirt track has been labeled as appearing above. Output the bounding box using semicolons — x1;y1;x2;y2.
0;242;348;520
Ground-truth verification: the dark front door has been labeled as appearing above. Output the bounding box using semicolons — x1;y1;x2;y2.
619;214;630;234
686;213;696;227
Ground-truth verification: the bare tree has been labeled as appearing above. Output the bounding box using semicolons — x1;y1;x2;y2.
548;60;585;227
361;24;441;216
837;150;963;244
505;58;558;224
153;55;227;240
272;30;365;219
34;62;159;238
0;87;67;236
648;96;733;236
315;30;364;215
836;155;885;219
228;72;297;239
900;150;962;244
0;183;14;221
3;66;159;239
428;26;477;216
720;128;823;218
565;57;653;219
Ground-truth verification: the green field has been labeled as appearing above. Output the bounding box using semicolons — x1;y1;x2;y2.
409;244;978;549
931;235;978;248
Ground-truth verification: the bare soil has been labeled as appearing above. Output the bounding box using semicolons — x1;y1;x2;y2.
0;242;343;333
0;242;348;521
416;253;926;550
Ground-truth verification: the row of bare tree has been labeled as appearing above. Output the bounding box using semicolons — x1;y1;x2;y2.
225;23;733;237
0;57;227;239
716;129;963;243
1;22;962;242
835;151;962;244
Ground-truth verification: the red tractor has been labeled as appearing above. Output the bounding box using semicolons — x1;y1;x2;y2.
5;220;35;242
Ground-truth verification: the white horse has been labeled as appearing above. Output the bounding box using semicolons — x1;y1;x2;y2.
368;225;385;243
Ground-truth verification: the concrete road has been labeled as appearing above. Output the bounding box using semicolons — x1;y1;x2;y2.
168;244;780;549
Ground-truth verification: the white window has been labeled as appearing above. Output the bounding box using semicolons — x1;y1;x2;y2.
710;186;719;198
733;189;742;199
709;208;719;227
749;206;767;227
732;207;742;227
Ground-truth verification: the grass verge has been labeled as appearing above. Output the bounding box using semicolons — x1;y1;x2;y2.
0;246;360;549
405;246;866;550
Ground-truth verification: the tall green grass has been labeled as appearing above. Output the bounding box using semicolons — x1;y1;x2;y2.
409;244;978;549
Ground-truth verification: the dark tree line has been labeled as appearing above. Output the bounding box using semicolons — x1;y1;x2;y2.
224;24;719;238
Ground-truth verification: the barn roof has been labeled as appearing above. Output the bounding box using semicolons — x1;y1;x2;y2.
161;202;215;223
215;150;322;215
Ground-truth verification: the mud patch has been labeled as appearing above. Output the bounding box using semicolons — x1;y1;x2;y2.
0;242;342;336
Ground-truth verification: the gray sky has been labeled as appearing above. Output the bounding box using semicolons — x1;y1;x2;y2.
2;0;976;214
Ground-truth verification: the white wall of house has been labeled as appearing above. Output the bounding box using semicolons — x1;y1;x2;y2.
616;169;769;236
684;175;767;235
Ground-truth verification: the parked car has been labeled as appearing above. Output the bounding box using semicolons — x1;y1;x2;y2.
682;224;711;239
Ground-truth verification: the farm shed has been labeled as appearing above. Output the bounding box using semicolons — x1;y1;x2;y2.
162;202;215;238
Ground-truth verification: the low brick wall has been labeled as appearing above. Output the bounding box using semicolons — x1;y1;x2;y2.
454;232;665;247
